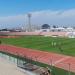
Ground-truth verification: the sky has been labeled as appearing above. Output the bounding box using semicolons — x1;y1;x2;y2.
0;0;75;28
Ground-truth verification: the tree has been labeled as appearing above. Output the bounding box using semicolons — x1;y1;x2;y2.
53;25;57;28
42;24;50;29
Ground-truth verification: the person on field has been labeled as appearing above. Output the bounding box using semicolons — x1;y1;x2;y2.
58;42;63;52
0;40;2;44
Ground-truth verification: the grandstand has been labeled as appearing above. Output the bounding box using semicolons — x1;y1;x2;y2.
0;31;72;37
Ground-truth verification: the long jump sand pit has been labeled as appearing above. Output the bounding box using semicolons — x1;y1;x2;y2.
0;57;36;75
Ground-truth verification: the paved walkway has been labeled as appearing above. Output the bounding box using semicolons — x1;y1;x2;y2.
0;57;36;75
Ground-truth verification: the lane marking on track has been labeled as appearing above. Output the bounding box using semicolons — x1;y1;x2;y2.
53;56;70;65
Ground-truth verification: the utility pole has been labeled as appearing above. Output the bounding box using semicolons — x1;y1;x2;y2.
27;13;32;32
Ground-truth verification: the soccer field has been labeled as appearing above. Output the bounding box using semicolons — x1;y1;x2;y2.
0;36;75;56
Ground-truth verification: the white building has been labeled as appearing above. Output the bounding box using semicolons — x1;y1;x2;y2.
66;32;75;38
65;27;74;32
50;27;65;32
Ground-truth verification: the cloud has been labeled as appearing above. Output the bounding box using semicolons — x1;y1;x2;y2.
0;9;75;28
31;9;75;26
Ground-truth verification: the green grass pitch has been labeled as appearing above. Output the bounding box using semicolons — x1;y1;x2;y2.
0;35;75;56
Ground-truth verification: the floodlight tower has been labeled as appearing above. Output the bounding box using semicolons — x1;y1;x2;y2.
27;13;32;32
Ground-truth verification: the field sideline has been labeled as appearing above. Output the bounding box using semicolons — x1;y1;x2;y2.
0;36;75;56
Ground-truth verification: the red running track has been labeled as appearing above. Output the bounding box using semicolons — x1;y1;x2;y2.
0;44;75;73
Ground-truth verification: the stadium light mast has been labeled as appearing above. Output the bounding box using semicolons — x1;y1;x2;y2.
27;13;32;32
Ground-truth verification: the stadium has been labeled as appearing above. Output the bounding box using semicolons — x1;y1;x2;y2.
1;0;75;75
0;31;75;75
